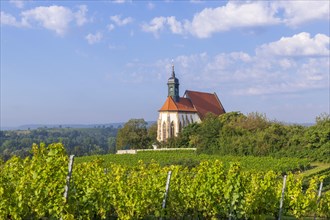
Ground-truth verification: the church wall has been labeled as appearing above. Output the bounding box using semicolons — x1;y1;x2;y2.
157;111;200;142
178;112;201;126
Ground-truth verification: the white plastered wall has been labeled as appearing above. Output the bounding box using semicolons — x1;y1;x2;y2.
157;111;201;142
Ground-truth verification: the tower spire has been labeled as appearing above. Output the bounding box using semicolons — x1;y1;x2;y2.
171;59;175;78
167;60;180;102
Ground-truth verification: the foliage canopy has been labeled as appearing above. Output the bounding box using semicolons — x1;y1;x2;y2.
162;112;330;162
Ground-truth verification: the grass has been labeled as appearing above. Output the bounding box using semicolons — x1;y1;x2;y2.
299;162;330;192
299;162;330;178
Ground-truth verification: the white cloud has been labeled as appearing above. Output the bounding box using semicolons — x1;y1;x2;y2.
21;6;74;36
167;16;184;34
85;32;103;44
142;16;186;36
75;5;88;26
107;23;115;31
143;1;280;38
229;52;252;62
9;0;25;9
2;5;88;36
143;1;329;38
187;1;280;38
0;11;26;27
142;16;167;37
146;32;329;96
232;54;329;96
299;58;329;82
206;53;233;71
273;1;330;27
278;58;296;70
238;57;329;95
256;32;330;57
110;15;133;26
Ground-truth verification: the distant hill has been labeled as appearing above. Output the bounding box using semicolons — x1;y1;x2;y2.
1;121;156;131
283;122;315;127
1;123;123;131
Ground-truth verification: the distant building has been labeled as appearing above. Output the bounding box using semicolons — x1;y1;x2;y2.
157;64;225;142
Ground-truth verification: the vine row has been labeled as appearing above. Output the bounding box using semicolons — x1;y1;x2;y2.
1;143;329;219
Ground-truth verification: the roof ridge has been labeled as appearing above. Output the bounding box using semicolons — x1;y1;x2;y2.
185;90;214;95
213;92;226;113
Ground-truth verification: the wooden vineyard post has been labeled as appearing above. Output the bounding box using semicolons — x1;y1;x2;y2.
161;170;172;220
314;181;323;220
64;155;75;201
278;175;287;220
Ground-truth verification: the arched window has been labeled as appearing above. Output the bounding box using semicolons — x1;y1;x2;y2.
157;121;161;140
162;122;166;141
170;121;175;138
181;115;185;127
190;115;194;123
179;121;182;132
186;115;190;125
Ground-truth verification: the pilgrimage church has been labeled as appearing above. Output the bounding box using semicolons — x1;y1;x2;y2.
157;64;226;142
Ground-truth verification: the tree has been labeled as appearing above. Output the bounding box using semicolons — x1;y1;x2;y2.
107;137;116;154
175;123;200;148
194;113;222;154
147;123;158;145
116;119;150;150
0;127;119;160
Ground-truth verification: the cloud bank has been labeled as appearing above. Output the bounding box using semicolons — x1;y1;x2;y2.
1;5;88;36
142;1;329;38
124;32;329;97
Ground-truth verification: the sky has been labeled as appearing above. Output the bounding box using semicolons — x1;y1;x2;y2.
1;0;329;128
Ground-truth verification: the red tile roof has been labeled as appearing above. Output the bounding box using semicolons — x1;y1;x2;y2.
159;96;197;112
184;90;225;119
159;90;225;119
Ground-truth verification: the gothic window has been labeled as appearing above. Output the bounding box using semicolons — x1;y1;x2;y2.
162;122;166;141
157;121;161;140
170;121;175;138
186;115;190;125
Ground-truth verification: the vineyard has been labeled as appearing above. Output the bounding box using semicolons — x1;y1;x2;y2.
76;150;312;173
1;143;330;219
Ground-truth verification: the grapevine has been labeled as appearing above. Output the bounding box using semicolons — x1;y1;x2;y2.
1;143;329;219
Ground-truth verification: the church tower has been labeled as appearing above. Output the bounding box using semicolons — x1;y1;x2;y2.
157;62;225;142
167;63;180;102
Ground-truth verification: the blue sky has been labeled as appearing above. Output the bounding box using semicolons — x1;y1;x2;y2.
1;0;329;128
